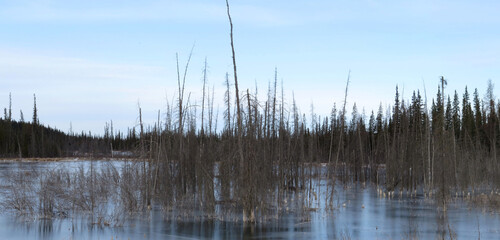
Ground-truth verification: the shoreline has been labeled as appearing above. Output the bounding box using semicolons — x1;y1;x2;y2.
0;157;139;162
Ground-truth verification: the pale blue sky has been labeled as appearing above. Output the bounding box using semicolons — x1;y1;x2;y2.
1;0;499;134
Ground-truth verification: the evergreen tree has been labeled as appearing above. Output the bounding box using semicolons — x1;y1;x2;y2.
462;87;475;141
31;94;38;157
452;91;461;139
393;85;401;133
485;79;495;117
351;103;358;131
369;110;376;136
473;88;483;144
376;103;384;135
33;94;38;125
8;93;12;121
432;88;444;133
445;95;453;131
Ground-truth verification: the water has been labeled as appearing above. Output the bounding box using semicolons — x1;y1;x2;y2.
0;159;498;239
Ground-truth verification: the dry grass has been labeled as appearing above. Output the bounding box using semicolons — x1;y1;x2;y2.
0;158;70;162
0;161;133;226
0;157;142;162
470;193;500;212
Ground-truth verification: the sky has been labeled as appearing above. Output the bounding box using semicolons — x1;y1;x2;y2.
1;0;499;135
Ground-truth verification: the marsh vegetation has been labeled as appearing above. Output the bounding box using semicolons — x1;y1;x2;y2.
2;74;499;225
1;160;499;239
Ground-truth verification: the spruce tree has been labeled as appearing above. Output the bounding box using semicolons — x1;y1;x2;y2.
473;88;483;144
462;87;475;142
445;95;453;131
33;94;38;125
8;93;12;121
452;91;461;139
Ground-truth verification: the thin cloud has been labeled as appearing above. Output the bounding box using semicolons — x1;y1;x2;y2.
0;0;297;26
295;0;500;26
0;48;167;88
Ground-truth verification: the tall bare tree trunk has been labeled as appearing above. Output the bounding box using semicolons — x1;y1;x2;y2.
334;71;350;180
226;0;253;222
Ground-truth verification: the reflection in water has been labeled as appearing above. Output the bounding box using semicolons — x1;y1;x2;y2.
405;201;419;240
436;211;458;240
0;160;498;239
38;219;53;239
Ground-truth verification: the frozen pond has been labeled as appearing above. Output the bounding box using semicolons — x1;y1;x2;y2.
0;159;498;239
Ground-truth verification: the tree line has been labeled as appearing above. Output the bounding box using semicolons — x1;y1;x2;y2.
0;93;137;158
